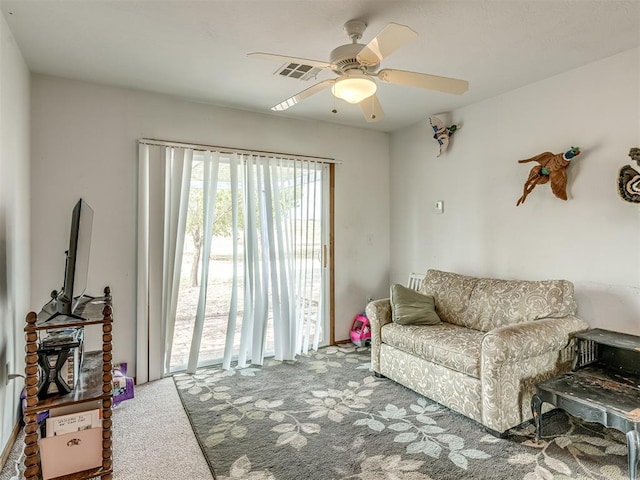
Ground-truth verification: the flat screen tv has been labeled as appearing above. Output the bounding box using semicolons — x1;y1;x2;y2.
43;199;94;321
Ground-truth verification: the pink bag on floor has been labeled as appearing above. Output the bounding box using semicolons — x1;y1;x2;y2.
350;313;371;347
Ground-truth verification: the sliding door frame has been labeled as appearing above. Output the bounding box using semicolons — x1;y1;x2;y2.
329;163;335;345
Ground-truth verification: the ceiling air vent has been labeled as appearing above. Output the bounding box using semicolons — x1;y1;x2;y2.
275;62;322;81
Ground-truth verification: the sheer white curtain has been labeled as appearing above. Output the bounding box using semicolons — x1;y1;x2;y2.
137;144;193;382
187;151;220;373
138;142;328;379
226;154;305;370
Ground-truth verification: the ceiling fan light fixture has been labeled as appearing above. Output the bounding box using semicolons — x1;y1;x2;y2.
331;73;377;104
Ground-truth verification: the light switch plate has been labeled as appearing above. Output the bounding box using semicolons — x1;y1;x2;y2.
434;201;444;214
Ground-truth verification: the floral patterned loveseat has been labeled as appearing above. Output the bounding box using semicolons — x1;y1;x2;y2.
366;269;589;435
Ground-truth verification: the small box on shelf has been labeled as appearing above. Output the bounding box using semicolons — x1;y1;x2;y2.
37;327;84;398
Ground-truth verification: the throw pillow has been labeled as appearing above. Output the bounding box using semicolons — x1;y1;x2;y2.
390;283;441;326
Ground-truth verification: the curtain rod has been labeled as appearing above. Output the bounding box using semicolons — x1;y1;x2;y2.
138;138;340;164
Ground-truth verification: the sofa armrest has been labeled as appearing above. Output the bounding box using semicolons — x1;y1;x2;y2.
480;315;589;433
481;315;589;364
365;299;392;373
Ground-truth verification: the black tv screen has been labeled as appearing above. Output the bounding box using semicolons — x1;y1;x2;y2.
57;199;94;315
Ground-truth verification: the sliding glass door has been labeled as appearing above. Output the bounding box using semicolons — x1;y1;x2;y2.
169;153;331;372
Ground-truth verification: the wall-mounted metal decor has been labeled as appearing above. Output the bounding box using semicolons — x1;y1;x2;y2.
618;148;640;203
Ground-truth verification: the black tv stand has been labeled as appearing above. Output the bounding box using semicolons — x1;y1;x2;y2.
42;310;86;323
40;292;97;323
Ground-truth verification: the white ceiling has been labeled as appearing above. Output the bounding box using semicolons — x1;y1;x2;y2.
2;0;639;133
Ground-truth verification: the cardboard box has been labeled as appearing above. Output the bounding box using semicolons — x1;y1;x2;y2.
40;427;102;479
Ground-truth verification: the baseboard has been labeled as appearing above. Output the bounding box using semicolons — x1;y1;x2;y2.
0;420;22;471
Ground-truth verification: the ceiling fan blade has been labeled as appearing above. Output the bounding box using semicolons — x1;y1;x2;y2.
270;79;334;111
359;94;384;122
378;69;469;95
248;52;333;70
356;23;417;67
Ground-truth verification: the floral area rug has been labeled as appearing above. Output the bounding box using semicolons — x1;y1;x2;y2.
174;346;630;480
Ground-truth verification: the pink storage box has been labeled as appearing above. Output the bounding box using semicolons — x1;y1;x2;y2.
39;427;102;479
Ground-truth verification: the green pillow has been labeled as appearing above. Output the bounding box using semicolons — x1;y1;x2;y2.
390;283;441;326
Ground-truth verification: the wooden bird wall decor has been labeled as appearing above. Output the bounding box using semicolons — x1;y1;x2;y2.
618;147;640;203
428;116;458;157
516;146;581;206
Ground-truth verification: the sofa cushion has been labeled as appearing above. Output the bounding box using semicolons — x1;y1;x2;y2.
381;322;483;378
421;269;578;332
390;283;441;326
420;270;478;328
464;278;577;332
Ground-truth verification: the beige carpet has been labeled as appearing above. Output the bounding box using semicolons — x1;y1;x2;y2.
0;377;213;480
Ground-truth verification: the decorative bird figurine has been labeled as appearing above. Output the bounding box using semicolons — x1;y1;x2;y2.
429;116;458;157
516;146;581;206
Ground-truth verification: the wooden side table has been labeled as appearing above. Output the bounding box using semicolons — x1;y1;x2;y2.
531;328;640;480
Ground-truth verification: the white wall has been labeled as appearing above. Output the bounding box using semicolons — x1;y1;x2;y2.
30;76;390;377
0;11;30;461
390;47;640;335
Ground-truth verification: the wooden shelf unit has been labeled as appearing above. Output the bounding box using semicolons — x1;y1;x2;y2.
23;286;114;480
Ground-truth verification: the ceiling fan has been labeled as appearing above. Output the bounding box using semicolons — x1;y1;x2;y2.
248;20;469;122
